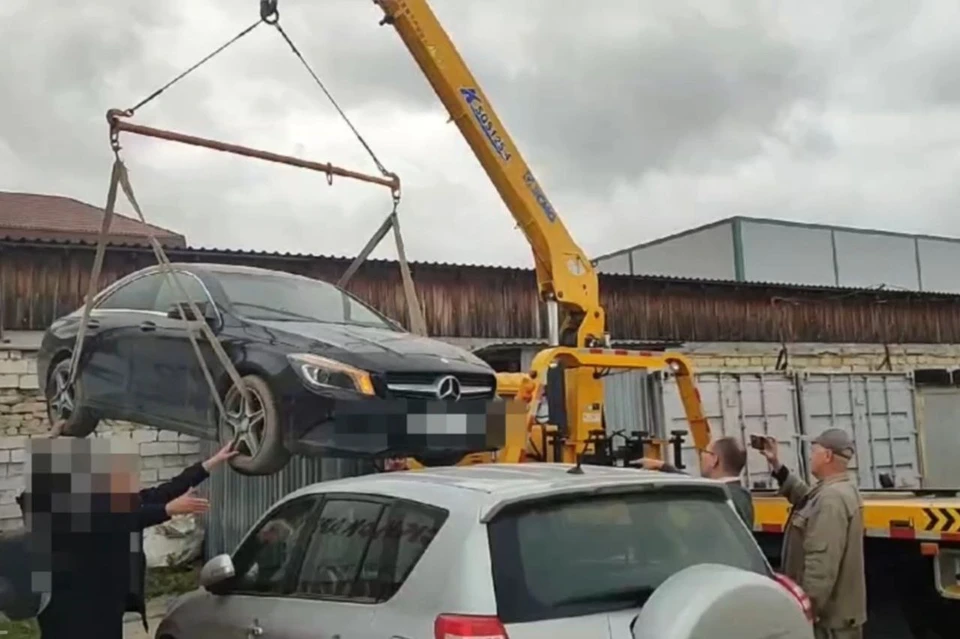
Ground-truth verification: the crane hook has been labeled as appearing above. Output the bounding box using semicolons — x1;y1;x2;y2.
260;0;279;24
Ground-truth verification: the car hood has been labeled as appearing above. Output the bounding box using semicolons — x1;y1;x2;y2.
249;320;492;372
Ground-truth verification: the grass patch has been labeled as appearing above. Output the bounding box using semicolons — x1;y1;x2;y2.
0;619;38;639
145;561;202;599
0;563;202;638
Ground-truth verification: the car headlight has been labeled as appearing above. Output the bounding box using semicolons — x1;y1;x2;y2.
287;353;375;396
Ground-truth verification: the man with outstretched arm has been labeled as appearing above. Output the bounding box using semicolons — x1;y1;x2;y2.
634;436;754;528
13;440;239;639
758;429;866;639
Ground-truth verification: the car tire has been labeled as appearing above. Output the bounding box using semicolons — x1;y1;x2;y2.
218;374;290;476
44;357;100;437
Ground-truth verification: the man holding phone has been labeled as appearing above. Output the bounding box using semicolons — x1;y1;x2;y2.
756;429;866;639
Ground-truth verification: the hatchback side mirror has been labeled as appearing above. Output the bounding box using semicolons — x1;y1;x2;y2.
199;554;235;589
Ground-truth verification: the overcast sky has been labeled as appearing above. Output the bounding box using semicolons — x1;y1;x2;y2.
3;1;960;267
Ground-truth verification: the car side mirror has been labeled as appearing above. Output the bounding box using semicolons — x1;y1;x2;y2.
199;554;235;589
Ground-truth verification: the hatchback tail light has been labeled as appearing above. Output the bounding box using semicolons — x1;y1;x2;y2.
773;573;814;622
435;614;509;639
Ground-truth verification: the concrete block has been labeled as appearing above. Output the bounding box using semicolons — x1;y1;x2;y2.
158;430;180;442
0;503;21;520
4;463;23;478
0;476;24;491
163;455;186;468
0;417;22;432
19;374;39;390
178;442;200;455
132;429;158;444
10;449;24;463
11;402;44;415
0;375;18;389
0;451;9;464
0;436;26;450
142;456;165;470
140;442;180;456
181;454;201;467
140;469;159;484
0;359;30;375
158;467;182;480
0;519;22;531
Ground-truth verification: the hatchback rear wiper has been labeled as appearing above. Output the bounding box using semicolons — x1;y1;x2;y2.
551;585;655;607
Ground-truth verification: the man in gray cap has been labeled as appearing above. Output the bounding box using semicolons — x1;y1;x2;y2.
757;428;866;639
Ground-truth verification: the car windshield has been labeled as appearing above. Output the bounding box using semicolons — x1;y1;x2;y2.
215;271;396;329
487;488;770;624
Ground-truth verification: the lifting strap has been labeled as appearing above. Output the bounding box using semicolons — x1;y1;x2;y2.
57;156;247;439
336;209;428;336
56;0;428;438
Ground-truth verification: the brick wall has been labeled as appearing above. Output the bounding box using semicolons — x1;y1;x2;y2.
0;344;202;531
683;342;960;372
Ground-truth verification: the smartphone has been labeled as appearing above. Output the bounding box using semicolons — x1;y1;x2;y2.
749;434;767;451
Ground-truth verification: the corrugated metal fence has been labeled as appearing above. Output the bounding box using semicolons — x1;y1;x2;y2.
655;371;923;491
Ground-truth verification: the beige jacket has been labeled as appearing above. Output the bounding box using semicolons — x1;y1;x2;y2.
778;470;867;630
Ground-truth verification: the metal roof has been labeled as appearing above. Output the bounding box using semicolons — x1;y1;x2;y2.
593;215;960;262
0;191;185;245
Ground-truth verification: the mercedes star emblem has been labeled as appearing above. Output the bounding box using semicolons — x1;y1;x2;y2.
436;375;462;400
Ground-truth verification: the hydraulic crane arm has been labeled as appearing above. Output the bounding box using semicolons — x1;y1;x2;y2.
374;0;606;349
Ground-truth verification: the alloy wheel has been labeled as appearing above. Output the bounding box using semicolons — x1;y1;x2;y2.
222;385;266;457
48;366;76;423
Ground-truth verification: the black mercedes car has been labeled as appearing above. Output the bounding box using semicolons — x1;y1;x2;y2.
37;263;499;475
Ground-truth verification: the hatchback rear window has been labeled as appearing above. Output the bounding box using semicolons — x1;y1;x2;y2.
487;488;770;624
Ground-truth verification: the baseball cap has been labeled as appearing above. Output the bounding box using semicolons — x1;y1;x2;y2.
807;428;855;459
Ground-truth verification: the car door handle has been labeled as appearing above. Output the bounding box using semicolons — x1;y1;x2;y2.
247;619;264;638
139;321;157;332
86;319;100;330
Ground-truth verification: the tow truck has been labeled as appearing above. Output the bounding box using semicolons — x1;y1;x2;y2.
371;1;960;635
372;0;711;468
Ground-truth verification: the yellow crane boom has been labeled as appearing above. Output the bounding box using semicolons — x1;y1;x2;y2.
374;0;605;350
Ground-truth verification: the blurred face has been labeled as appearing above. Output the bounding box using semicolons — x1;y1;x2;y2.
108;454;140;511
809;443;832;479
699;443;719;477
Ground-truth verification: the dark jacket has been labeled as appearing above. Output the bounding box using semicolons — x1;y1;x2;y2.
658;463;755;528
21;462;210;638
0;527;43;621
128;462;210;630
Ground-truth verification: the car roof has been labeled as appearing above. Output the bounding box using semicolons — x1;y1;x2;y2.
163;262;316;280
281;463;726;521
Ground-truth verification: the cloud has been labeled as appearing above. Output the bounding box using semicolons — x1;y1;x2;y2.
3;1;960;269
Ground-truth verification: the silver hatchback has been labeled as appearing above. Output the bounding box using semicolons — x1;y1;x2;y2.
156;463;813;639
